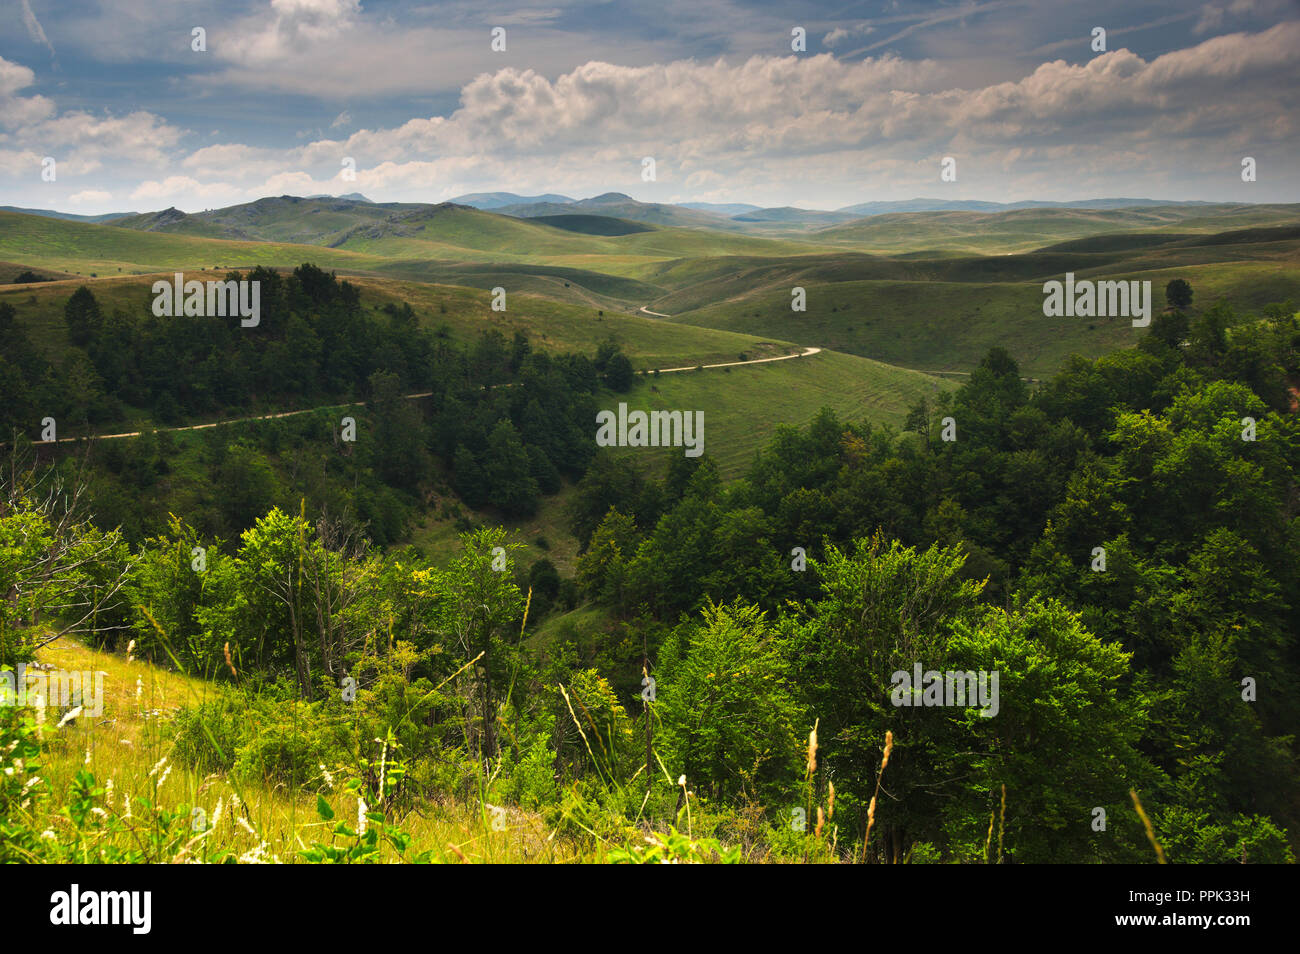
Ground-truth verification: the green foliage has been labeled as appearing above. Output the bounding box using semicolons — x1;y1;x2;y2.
655;602;804;802
1165;278;1194;311
608;827;742;864
300;782;433;863
0;491;131;667
943;597;1150;863
1154;807;1294;864
63;285;101;348
0;704;45;862
7;279;1300;863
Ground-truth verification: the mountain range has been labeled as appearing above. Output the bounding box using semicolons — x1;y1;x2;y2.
6;193;1224;234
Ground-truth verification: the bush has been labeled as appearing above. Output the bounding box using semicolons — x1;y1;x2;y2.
232;712;344;786
172;691;351;786
502;735;560;810
171;694;245;774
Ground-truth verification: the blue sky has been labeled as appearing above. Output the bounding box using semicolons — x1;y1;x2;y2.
2;0;1298;213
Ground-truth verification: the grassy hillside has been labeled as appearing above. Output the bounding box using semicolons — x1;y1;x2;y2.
2;208;828;309
7;204;1297;387
113;195;424;243
664;279;1112;376
107;196;826;266
0;209;385;276
528;214;654;236
601;348;956;478
808;203;1300;254
647;228;1300;376
659;257;1300;379
0;260;77;282
497;192;735;229
1;270;801;371
6;269;948;479
330;204;644;258
32;636;579;863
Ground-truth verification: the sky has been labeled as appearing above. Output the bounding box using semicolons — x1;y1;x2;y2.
1;0;1298;214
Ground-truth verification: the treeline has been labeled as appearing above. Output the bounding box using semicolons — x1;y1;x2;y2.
555;294;1300;860
5;480;1291;862
4;281;1297;863
569;299;1300;620
4;266;639;543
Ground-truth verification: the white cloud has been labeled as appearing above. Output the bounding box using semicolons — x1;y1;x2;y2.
0;55;55;127
240;0;363;64
823;25;874;47
1194;0;1287;35
19;0;56;59
130;175;244;206
68;189;113;204
0;147;42;177
3;20;1298;211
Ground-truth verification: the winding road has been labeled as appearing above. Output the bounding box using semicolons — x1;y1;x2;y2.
637;302;822;371
653;346;821;374
35;307;827;445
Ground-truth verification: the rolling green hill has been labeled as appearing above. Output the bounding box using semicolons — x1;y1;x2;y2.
659;257;1300;379
113;197;832;267
496;192;736;229
0;209;385;276
0;269;802;373
639;224;1300;376
6;200;1297;389
808;203;1300;254
0;209;669;309
617;348;956;478
663;278;1132;377
529;214;654;236
112;195;423;244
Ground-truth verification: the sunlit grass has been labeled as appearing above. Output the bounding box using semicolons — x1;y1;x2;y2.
30;637;599;863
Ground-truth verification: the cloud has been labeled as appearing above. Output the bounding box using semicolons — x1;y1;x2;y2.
3;20;1297;211
823;25;874;48
19;0;56;59
337;23;1297;165
0;55;56;127
195;0;661;100
0;147;42;177
839;0;1020;56
240;0;363;63
130;175;245;206
0;53;184;192
330;110;351;128
335;22;1294;202
68;189;112;204
34;110;182;166
1194;0;1288;35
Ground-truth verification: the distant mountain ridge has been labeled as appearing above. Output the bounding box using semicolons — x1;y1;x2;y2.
21;193;1287;253
14;193;1235;233
0;205;133;223
678;201;763;216
452;192;576;209
491;192;734;229
833;197;1220;216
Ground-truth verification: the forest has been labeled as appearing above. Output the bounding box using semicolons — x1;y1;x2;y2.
1;269;1296;864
